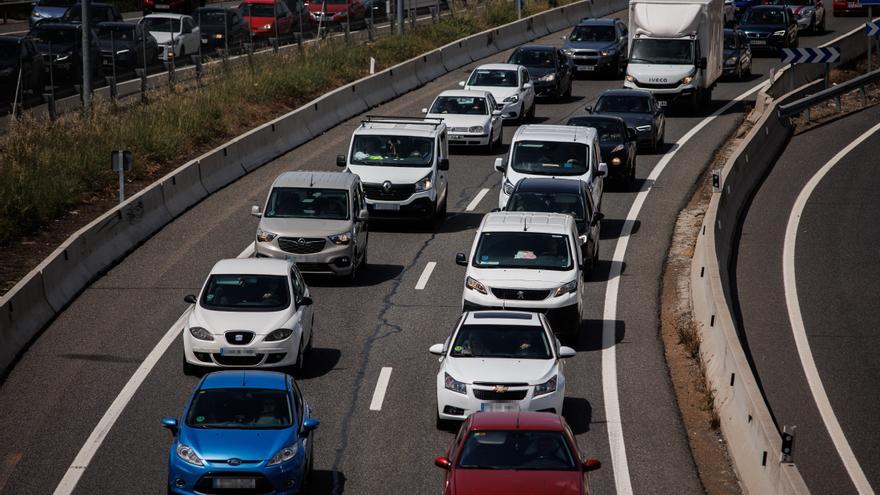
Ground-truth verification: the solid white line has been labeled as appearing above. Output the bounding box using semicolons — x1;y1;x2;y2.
601;81;767;495
414;262;437;290
782;123;880;495
53;242;255;495
466;188;490;211
369;367;393;411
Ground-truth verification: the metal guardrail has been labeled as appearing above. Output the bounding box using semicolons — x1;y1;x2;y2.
779;67;880;117
0;1;31;24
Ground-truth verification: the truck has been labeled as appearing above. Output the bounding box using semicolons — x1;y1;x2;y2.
624;0;723;110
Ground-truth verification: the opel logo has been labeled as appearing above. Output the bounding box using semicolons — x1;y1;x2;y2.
296;237;307;245
494;385;508;393
227;458;242;466
382;180;392;192
516;290;525;300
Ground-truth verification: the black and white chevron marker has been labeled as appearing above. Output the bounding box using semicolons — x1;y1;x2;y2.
867;21;880;37
780;47;841;64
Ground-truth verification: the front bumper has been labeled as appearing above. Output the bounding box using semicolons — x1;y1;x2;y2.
532;80;560;97
744;34;787;50
436;378;564;421
448;131;491;146
183;332;300;369
255;239;355;276
495;100;522;120
365;189;438;219
624;79;698;104
158;44;180;61
168;449;308;495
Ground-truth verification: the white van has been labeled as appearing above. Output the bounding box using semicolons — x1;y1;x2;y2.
494;124;606;210
455;212;585;340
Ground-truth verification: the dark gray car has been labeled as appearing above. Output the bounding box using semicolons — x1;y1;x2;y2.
588;88;665;153
561;17;628;77
506;45;573;100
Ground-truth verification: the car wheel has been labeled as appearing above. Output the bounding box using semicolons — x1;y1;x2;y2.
436;411;455;431
629;156;637;186
182;354;201;376
527;101;536;120
293;341;305;375
349;250;358;281
736;63;742;80
433;193;447;225
564;79;572;98
819;13;825;32
616;56;624;78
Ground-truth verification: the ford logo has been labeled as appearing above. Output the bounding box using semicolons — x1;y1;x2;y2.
227;458;242;466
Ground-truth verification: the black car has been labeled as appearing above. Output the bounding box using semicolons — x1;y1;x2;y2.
27;22;100;83
738;5;799;51
503;178;602;271
506;44;573;100
561;17;628;77
96;22;159;72
61;2;123;23
723;28;752;79
193;7;249;50
567;115;637;184
0;36;45;99
588;88;665;152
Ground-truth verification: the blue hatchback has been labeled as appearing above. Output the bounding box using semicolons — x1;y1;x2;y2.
163;371;319;495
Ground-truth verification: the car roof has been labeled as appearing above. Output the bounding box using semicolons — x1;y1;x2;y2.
514;44;556;52
210;258;291;276
469;411;565;431
513;177;584;195
33;22;79;30
473;63;521;71
513;124;596;143
200;371;289;391
271;171;357;190
462;310;543;326
480;211;575;234
599;88;654;98
434;89;493;99
749;4;787;10
144;12;190;19
575;17;617;26
357;119;444;137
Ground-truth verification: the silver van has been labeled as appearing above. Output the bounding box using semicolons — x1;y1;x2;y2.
251;171;369;280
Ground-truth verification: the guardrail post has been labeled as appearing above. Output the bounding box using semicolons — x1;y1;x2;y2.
860;86;867;106
270;36;279;53
343;21;350;42
191;55;202;86
107;75;117;102
835;95;841;113
244;42;255;75
43;92;56;121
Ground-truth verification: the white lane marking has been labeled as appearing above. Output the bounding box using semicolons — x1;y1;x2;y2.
53;242;255;495
601;82;767;495
414;262;437;290
782;123;880;495
369;367;393;411
466;188;490;211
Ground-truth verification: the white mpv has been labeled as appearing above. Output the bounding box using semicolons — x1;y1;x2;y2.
423;89;503;152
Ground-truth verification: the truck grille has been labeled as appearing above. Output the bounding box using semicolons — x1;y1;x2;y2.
490;288;550;301
363;183;415;201
474;389;529;401
634;81;680;89
278;237;326;254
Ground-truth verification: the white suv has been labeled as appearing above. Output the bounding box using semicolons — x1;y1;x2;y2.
494;124;606;211
460;63;536;122
456;212;585;340
337;116;449;222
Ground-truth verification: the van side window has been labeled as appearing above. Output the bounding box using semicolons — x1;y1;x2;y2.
592;144;600;176
438;132;448;160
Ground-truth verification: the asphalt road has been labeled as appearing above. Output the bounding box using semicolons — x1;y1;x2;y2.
734;105;880;495
0;12;867;495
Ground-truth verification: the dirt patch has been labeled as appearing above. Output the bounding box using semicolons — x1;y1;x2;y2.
791;57;880;132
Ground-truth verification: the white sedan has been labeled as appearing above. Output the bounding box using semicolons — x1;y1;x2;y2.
423;89;504;152
182;258;314;374
142;13;200;61
460;63;536;123
430;310;576;429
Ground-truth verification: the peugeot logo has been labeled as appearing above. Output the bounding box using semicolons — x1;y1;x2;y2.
494;385;508;393
516;290;525;300
296;237;307;245
382;180;392;192
227;458;242;466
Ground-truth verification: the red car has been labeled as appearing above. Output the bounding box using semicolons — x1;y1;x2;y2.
434;411;601;495
306;0;367;29
239;0;297;39
832;0;865;15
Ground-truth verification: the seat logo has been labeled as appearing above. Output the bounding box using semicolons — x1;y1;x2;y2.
227;458;242;466
234;334;243;342
494;385;508;393
382;180;392;192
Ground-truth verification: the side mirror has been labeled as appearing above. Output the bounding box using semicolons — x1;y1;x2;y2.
583;458;602;472
421;107;428;114
455;253;467;266
585;105;592;114
699;57;707;70
429;343;445;355
302;418;320;432
558;346;576;358
438;158;450;171
522;82;533;89
578;234;588;246
494;157;505;172
298;296;314;306
490;207;501;212
184;294;197;304
492;110;503;116
597;162;608;177
357;208;369;221
434;456;452;470
458;80;465;87
251;205;262;217
162;417;179;434
336;154;346;167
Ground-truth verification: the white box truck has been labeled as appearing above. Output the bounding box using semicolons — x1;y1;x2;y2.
624;0;723;110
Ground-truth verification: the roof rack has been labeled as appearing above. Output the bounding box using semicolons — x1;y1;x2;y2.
361;115;445;127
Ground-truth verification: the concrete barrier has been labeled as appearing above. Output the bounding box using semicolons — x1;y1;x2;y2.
197;145;245;194
0;272;54;375
263;108;316;159
161;160;210;218
462;31;496;62
233;125;280;173
544;7;570;33
493;22;528;51
527;11;551;37
352;70;400;108
388;59;422;95
414;50;447;85
565;0;592;24
40;236;92;313
439;39;473;72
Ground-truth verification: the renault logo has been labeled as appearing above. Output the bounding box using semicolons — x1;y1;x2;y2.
516;290;525;300
382;180;392;192
494;385;508;393
227;458;242;466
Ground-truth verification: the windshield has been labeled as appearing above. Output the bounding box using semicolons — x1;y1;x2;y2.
264;187;349;220
29;28;77;44
457;431;577;470
200;274;290;312
629;38;694;65
350;135;434;167
567;117;624;143
508;49;555;68
510;140;588;177
595;95;650;113
97;25;135;40
36;0;76;6
187;388;293;429
195;11;228;25
473;232;572;271
467;69;518;87
240;3;276;16
430;96;488;115
742;8;786;24
724;32;736;50
143;17;181;32
768;0;809;5
450;324;552;359
568;25;615;42
507;192;585;222
64;6;112;22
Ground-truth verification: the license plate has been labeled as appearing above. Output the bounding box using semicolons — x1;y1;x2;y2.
450;135;463;140
213;478;256;489
751;40;766;45
220;348;256;356
657;100;668;107
577;65;595;71
481;402;519;412
372;203;400;211
201;38;208;44
102;59;112;66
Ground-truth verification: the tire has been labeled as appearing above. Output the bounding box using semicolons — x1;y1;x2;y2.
527;101;535;120
628;156;637;186
433;193;447;225
564;79;572;98
819;13;825;32
293;341;305;375
182;354;201;376
436;411;455;431
348;250;358;281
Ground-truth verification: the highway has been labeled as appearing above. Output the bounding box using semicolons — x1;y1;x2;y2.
0;10;868;495
734;105;880;495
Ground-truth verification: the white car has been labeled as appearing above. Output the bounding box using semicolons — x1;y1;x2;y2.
422;90;504;152
142;13;200;61
182;258;314;374
456;211;585;340
494;124;606;211
460;63;536;123
430;310;576;428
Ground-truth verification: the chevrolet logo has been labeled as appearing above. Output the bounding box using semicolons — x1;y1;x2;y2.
494;385;508;393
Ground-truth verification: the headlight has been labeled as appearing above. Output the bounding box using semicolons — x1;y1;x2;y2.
534;375;557;396
611;157;621;166
256;228;277;242
329;231;352;245
267;443;300;466
33;11;43;17
166;51;175;58
600;49;614;56
115;49;130;55
214;33;224;39
189;327;213;341
539;73;556;82
261;23;273;29
414;174;433;192
636;125;652;132
611;144;624;153
55;54;70;62
264;328;293;342
553;280;577;297
444;372;467;395
503;94;519;103
681;75;694;85
625;73;634;82
468;125;484;133
502;179;515;195
725;56;737;66
465;276;487;294
773;30;786;36
176;443;204;466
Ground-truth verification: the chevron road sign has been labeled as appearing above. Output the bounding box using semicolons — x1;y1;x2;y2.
867;21;880;37
780;47;841;64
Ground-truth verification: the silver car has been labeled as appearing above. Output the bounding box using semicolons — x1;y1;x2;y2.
251;171;369;280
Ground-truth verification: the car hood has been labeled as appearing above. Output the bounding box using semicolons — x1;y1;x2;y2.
464;85;518;102
425;113;489;129
524;66;555;79
469;267;575;288
445;357;557;384
451;470;582;495
188;307;292;335
593;112;651;129
97;39;135;51
739;24;784;33
346;165;432;185
563;40;615;51
258;217;351;238
33;5;68;18
150;31;179;45
180;427;294;462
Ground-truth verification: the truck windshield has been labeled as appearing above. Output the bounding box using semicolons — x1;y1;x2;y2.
350;135;434;167
630;39;694;65
510;140;588;177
